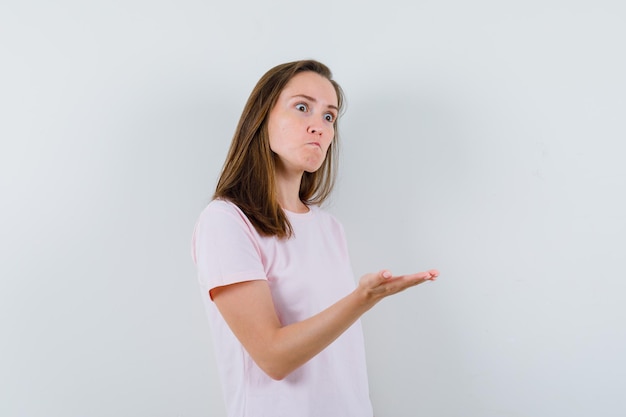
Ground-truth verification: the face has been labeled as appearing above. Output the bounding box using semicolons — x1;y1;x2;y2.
267;71;338;176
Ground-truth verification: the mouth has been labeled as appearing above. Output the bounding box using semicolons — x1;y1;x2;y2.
308;142;321;149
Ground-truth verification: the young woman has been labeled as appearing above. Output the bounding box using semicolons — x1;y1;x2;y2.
192;59;439;417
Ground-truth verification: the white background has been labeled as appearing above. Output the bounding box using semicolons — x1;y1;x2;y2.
2;1;625;416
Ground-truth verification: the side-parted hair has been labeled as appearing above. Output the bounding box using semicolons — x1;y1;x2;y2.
213;60;345;239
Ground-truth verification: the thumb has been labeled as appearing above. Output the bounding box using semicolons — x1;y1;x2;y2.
360;270;393;287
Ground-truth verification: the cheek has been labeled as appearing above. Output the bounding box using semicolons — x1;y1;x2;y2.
267;123;284;152
323;134;335;152
269;129;290;154
266;110;284;148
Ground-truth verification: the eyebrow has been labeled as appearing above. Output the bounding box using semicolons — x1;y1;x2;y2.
291;94;339;112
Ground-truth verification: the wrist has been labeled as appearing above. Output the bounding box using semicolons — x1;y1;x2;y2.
350;285;378;312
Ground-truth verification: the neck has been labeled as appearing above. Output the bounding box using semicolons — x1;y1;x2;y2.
275;168;309;213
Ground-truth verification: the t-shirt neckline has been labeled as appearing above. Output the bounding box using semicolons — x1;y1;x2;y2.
283;206;314;218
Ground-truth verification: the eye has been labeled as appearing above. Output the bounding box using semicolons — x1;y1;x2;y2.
295;103;308;112
324;112;335;123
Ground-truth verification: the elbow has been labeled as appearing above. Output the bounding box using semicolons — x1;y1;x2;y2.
267;371;288;381
255;359;294;381
250;337;301;380
259;364;290;381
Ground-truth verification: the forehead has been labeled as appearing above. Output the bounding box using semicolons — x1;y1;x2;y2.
280;71;338;107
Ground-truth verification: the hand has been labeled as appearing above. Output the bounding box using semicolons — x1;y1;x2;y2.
357;269;440;303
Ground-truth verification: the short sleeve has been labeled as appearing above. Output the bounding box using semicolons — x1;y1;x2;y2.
192;200;267;299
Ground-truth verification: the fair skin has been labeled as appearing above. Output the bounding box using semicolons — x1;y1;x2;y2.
267;71;337;213
211;71;439;380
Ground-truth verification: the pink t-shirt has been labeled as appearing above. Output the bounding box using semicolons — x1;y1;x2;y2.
192;199;373;417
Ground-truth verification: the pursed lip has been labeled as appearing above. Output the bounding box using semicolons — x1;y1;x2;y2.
307;141;321;149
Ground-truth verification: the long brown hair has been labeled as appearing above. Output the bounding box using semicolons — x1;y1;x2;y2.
213;60;345;238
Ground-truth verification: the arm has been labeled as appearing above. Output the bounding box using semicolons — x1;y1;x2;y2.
211;268;439;380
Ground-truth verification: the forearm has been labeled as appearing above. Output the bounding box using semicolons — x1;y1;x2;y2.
212;269;438;380
259;287;376;380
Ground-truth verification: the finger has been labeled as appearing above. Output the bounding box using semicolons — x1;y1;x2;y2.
382;275;430;293
401;272;432;281
373;270;440;296
404;270;438;281
427;269;440;280
359;270;393;289
395;271;435;287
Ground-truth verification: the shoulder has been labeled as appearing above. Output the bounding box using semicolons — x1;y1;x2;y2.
308;205;346;233
199;199;251;226
192;199;262;264
195;199;260;243
202;198;241;216
309;204;341;222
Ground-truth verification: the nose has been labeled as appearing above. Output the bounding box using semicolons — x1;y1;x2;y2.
307;123;325;136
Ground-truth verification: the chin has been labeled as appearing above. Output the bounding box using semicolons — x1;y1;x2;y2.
300;157;326;174
304;163;325;174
